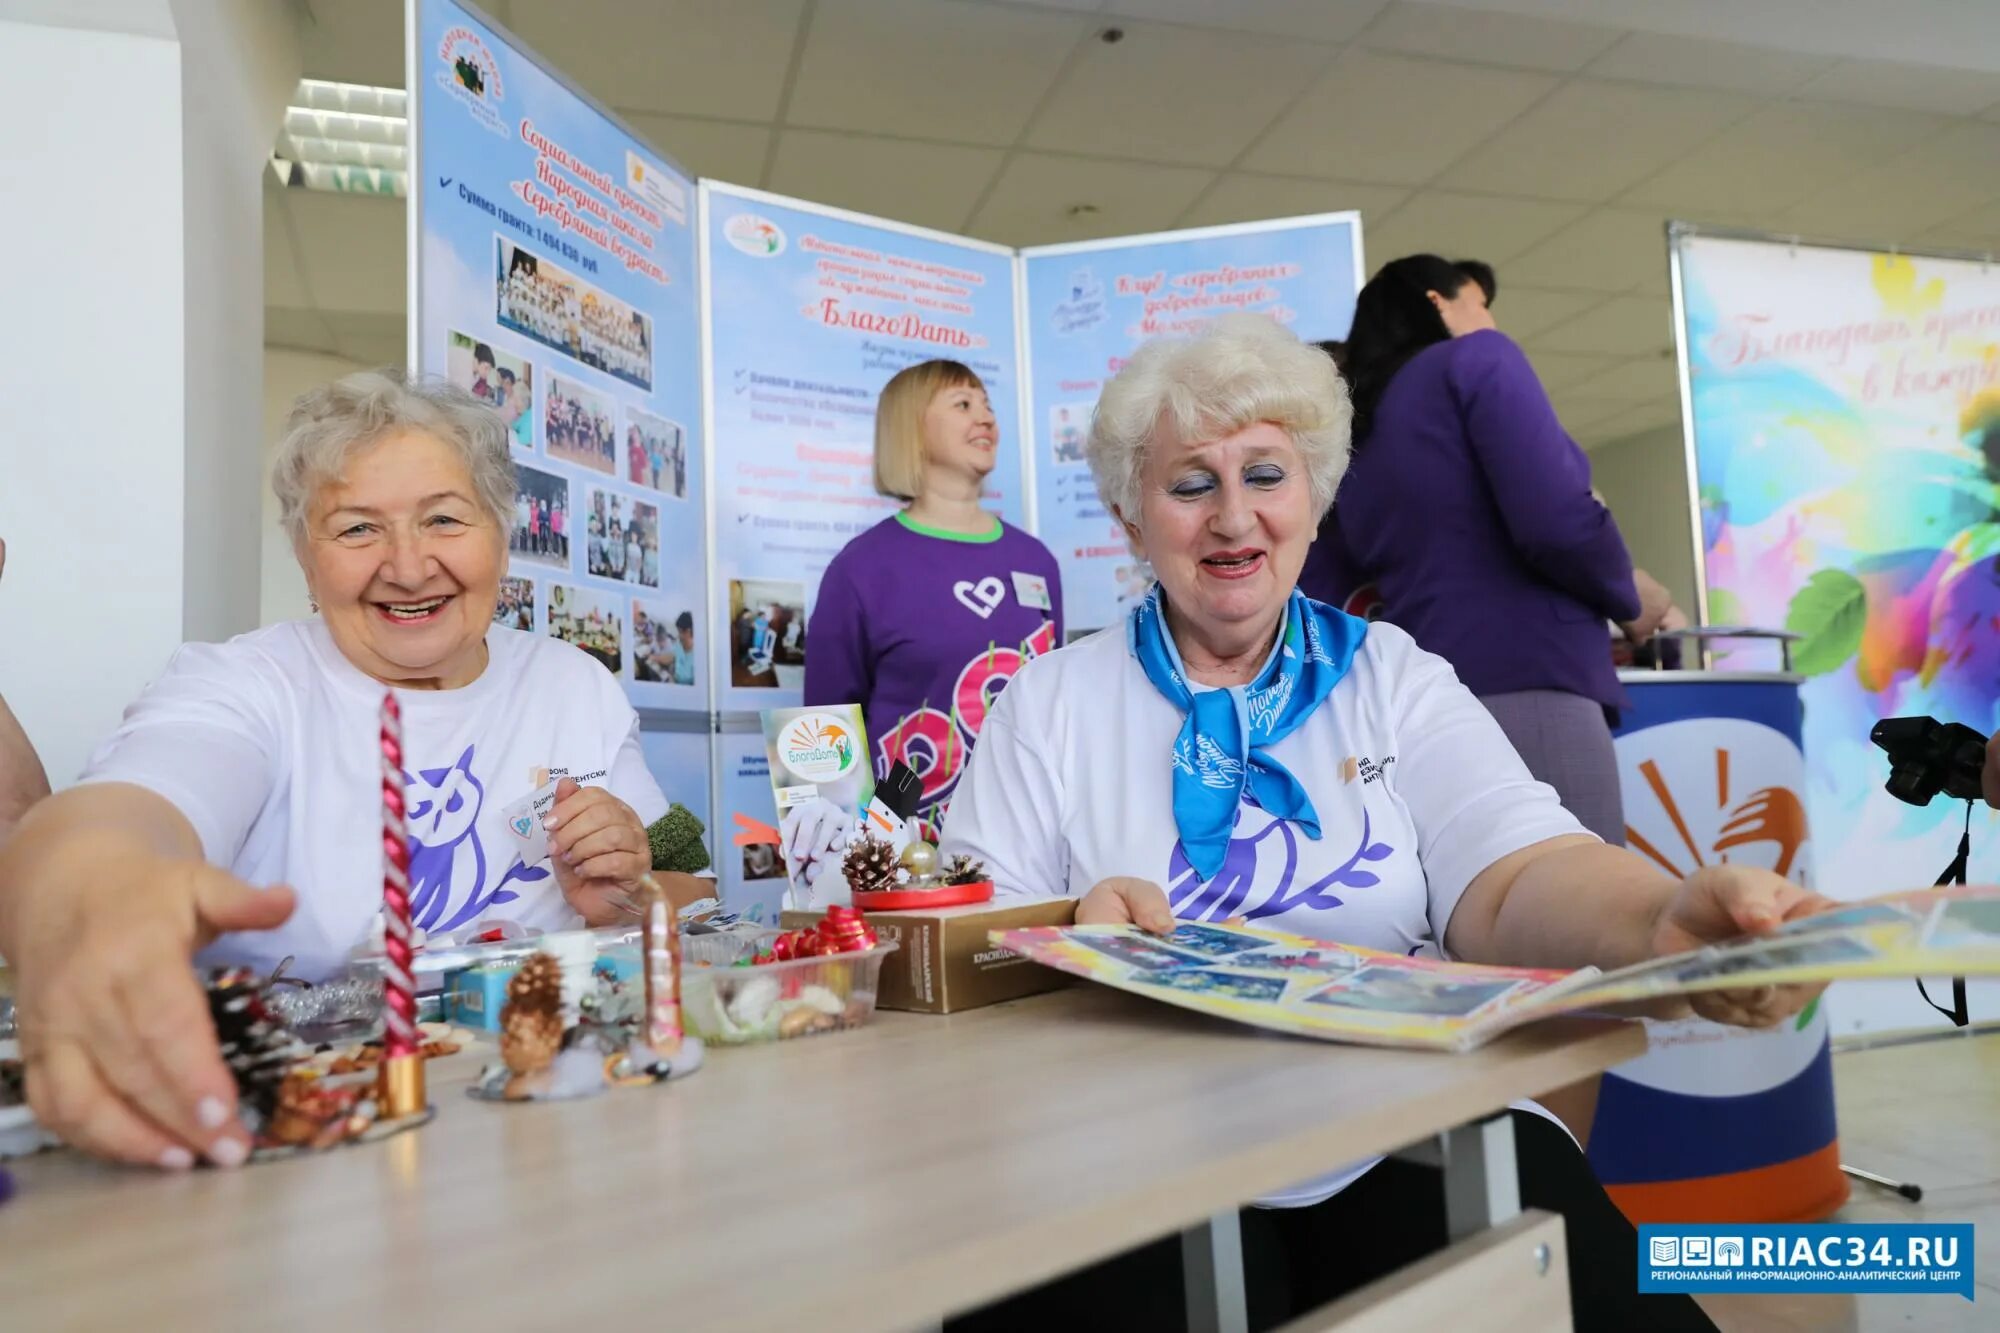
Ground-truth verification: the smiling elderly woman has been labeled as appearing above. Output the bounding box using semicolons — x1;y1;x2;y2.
0;371;698;1172
939;315;1830;1333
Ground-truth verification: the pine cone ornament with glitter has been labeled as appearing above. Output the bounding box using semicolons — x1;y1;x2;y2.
207;967;297;1123
841;832;900;896
500;1009;564;1076
942;854;987;886
499;953;566;1076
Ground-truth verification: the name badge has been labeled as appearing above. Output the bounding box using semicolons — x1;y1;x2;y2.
501;778;561;863
1012;571;1051;611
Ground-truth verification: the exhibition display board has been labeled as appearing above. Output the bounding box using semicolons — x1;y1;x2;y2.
1021;218;1365;634
1672;227;2000;1032
410;4;1367;911
700;184;1028;716
410;0;708;725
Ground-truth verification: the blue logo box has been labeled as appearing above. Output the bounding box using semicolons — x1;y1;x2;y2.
1639;1224;1975;1301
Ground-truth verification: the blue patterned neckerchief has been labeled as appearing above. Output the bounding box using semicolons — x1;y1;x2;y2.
1127;585;1368;880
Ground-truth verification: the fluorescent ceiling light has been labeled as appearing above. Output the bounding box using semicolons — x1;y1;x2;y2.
272;79;408;197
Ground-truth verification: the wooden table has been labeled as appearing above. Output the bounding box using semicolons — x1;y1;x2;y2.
0;987;1643;1331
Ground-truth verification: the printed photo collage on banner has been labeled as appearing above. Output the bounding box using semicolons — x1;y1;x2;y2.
418;0;704;715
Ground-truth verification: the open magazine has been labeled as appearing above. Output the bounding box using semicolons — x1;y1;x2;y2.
990;886;2000;1052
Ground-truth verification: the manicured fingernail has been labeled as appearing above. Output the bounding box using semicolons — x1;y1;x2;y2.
197;1096;230;1130
208;1136;248;1168
159;1146;195;1171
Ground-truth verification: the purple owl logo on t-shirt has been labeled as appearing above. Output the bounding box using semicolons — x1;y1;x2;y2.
403;745;548;932
1165;801;1394;923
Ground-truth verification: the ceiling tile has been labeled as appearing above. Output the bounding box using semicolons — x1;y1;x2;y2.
1245;49;1557;184
297;0;403;86
508;0;807;121
1177;175;1409;231
1570;354;1679;401
323;311;410;368
1522;350;1624;391
1364;190;1584;267
1026;20;1331;167
788;0;1085;145
617;114;771;185
1785;122;2000;242
968;153;1213;246
1356;2;1621;73
1449;79;1754;203
1532;294;1675;358
1580;398;1683;448
1105;0;1388;43
1917;201;2000;255
767;132;1006;233
1584;32;1834;96
1543;391;1636;434
1487;287;1605;342
1797;57;2000;117
265;305;340;357
1505;208;1673;294
269;188;405;316
1621;103;1944;216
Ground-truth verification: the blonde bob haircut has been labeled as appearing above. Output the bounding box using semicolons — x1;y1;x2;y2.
1086;313;1352;524
873;359;986;502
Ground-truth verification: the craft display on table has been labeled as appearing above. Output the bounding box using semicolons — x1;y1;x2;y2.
840;831;994;910
470;876;706;1102
208;965;440;1161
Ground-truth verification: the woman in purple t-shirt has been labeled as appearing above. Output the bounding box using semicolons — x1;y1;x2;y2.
802;360;1064;868
1300;255;1669;844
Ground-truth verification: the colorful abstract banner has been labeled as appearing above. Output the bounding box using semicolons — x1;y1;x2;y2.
1678;232;2000;1029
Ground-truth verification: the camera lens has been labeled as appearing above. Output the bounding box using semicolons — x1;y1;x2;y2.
1885;762;1939;806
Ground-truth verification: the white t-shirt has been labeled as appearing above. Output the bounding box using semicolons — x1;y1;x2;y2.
80;620;668;981
940;620;1586;1205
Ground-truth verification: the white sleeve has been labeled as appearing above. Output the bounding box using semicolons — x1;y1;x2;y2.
76;642;281;867
937;677;1071;900
1383;639;1591;941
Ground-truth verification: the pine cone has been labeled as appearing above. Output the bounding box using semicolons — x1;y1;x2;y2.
841;832;900;896
943;854;987;886
500;1009;564;1076
507;952;564;1019
207;967;297;1122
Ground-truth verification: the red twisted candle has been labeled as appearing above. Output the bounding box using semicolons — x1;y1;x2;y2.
379;691;418;1061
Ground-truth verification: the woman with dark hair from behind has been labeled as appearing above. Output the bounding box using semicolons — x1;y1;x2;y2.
1301;254;1668;844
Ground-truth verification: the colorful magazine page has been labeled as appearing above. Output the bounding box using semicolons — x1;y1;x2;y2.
759;705;871;909
1557;886;2000;1009
991;886;2000;1052
989;921;1599;1052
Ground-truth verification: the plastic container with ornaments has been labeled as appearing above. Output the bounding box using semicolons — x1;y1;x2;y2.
601;937;898;1045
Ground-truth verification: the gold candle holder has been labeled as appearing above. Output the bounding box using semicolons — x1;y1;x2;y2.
378;1053;428;1120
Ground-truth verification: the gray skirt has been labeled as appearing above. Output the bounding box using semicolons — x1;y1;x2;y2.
1478;689;1626;847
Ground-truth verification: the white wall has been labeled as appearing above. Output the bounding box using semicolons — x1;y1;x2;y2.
172;0;301;643
0;4;298;788
1589;425;1700;621
260;347;368;626
0;16;189;789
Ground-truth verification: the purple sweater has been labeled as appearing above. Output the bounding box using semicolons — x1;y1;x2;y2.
1300;330;1639;712
804;514;1063;832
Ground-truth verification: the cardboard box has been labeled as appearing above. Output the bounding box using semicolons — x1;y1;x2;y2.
781;898;1076;1013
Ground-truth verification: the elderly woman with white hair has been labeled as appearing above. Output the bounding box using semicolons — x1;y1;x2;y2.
0;371;701;1172
940;315;1830;1332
